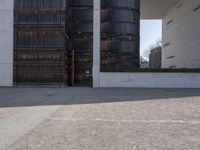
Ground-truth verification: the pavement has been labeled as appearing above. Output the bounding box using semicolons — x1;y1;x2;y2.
0;87;200;150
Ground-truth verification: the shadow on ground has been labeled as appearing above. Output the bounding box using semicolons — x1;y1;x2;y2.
0;87;200;108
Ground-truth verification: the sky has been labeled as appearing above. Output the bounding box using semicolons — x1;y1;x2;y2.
140;20;162;56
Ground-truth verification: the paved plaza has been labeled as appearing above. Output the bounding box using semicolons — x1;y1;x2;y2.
0;88;200;150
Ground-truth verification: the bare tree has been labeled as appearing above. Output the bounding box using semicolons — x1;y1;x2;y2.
142;38;162;60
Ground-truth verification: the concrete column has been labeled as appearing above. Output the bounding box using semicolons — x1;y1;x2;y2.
93;0;101;88
0;0;14;86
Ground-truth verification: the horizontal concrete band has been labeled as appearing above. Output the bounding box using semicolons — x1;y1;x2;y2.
100;73;200;88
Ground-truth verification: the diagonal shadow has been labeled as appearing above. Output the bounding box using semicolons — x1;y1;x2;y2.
0;87;200;108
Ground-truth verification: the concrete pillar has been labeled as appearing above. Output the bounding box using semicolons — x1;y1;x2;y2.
0;0;14;86
93;0;101;88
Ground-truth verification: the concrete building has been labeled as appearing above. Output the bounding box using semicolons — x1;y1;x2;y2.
149;47;162;69
162;0;200;68
140;0;200;68
0;0;200;87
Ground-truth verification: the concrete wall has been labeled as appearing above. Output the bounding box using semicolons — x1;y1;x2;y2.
162;0;200;68
93;0;101;88
0;0;13;86
100;73;200;88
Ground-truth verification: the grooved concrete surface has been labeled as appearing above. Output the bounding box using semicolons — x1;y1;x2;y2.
0;88;200;150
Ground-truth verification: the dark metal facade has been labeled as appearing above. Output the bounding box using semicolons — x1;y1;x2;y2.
101;0;140;69
70;0;93;86
14;0;70;86
14;0;93;86
14;0;140;86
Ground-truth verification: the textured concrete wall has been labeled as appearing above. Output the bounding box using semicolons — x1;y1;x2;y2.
162;0;200;68
100;73;200;88
93;0;101;87
0;0;13;86
141;0;180;19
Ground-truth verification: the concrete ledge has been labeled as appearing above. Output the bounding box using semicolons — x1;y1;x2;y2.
100;72;200;88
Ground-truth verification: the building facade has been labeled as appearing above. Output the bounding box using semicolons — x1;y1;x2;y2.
149;47;162;69
0;0;140;87
101;0;140;69
0;0;200;87
162;0;200;68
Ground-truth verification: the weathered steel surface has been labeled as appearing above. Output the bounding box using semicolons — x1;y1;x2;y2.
101;0;140;69
14;0;69;86
70;0;93;86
